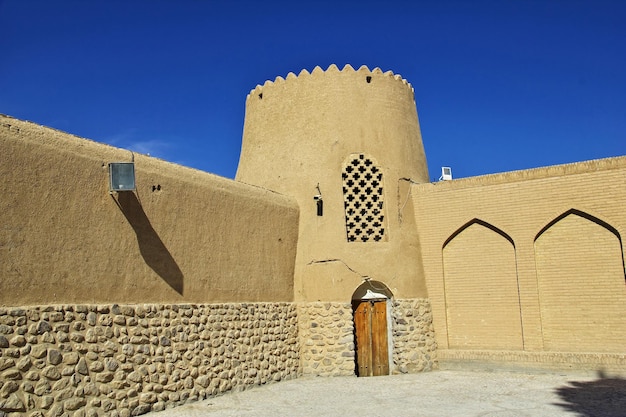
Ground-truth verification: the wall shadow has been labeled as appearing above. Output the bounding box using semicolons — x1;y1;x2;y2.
114;192;184;295
553;371;626;416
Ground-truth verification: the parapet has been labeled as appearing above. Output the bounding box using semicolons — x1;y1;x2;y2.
246;64;415;103
237;63;428;189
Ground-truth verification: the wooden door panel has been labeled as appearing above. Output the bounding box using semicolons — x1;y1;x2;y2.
353;300;388;377
354;301;372;377
371;301;389;376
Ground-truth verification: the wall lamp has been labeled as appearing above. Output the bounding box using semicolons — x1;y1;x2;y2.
109;162;136;192
314;183;323;216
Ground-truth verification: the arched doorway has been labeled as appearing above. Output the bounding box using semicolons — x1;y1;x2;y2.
352;281;393;377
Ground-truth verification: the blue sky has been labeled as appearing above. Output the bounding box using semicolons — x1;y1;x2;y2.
1;0;624;180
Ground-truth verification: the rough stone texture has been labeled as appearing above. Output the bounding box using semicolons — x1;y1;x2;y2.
0;303;299;416
297;303;355;376
391;299;437;373
297;300;436;376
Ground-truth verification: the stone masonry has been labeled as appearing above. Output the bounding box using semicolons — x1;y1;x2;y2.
297;300;437;376
297;303;355;376
392;299;437;373
0;303;299;416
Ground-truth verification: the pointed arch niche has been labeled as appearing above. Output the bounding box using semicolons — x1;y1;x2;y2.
442;219;522;350
534;209;626;352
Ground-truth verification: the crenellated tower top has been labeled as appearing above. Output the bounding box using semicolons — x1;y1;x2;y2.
236;64;429;302
246;64;415;102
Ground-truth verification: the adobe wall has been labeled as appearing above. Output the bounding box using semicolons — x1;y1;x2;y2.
235;65;436;377
0;115;299;305
412;156;626;370
236;65;429;303
0;115;301;415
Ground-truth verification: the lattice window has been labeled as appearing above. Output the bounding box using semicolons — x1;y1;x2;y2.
342;154;387;242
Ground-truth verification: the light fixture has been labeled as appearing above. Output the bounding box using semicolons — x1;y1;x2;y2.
314;183;323;216
109;162;136;192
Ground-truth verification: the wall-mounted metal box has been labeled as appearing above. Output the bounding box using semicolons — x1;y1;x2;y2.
109;162;136;191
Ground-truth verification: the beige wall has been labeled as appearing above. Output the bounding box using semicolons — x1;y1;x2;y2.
236;65;429;302
535;211;626;352
443;222;523;350
0;115;299;306
413;157;626;360
5;61;624;378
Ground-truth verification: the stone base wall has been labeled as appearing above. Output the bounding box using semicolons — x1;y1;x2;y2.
0;303;299;417
297;300;437;376
391;299;437;373
296;303;355;376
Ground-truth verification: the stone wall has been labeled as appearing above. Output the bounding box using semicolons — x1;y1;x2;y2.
297;300;437;377
0;303;299;416
297;303;355;376
391;299;437;373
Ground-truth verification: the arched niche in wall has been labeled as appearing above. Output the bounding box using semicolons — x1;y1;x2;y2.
534;209;626;352
442;219;523;350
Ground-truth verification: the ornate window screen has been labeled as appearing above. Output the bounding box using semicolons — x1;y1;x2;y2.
342;154;387;242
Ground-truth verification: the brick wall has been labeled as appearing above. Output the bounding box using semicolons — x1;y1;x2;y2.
413;156;626;369
535;211;626;352
442;222;522;350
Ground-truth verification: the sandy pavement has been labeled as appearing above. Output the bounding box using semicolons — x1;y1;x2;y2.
146;369;626;416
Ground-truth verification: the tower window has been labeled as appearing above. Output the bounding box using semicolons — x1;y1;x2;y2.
342;154;387;242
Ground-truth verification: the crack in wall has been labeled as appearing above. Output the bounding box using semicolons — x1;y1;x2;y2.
306;258;370;280
398;177;419;224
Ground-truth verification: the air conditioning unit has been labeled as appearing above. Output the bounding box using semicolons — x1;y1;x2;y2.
439;166;452;181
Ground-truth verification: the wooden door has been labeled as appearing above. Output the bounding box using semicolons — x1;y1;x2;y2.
354;300;389;377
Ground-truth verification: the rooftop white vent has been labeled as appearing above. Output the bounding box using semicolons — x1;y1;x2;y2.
439;166;452;181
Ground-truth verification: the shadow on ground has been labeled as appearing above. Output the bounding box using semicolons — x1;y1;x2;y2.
554;371;626;417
